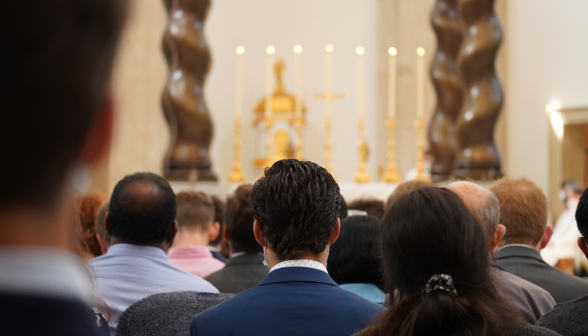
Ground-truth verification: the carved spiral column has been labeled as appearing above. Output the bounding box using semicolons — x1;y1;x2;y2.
453;0;503;180
161;0;217;181
427;0;463;182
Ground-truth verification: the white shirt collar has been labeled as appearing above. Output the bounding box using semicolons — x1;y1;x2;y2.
270;259;328;274
0;247;93;304
498;243;536;251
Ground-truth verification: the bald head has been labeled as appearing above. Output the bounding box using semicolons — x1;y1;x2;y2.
447;181;500;241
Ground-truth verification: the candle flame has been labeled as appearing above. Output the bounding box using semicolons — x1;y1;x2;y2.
417;47;425;56
236;46;245;55
388;47;397;56
294;45;303;54
325;45;334;53
356;47;365;55
267;46;275;55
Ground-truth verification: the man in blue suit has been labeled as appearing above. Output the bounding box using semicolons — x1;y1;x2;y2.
191;159;383;336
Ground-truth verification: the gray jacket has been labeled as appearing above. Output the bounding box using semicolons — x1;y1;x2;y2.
205;253;268;294
537;294;588;336
495;245;588;303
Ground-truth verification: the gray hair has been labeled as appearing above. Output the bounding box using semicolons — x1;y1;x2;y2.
473;192;500;240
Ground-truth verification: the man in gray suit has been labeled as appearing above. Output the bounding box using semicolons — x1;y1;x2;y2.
491;177;588;303
448;182;556;323
205;184;268;293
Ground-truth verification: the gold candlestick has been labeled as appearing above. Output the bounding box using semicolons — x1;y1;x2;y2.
353;118;371;183
228;118;246;183
415;118;431;181
324;118;335;178
294;117;304;160
263;117;274;168
381;118;401;183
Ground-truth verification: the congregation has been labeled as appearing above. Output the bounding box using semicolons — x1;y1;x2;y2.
4;1;588;336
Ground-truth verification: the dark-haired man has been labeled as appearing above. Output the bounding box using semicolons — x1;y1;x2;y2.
537;186;588;336
91;173;217;335
0;1;127;335
205;184;269;293
191;160;383;336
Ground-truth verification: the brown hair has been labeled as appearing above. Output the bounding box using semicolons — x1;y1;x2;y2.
95;200;111;245
0;0;128;207
77;190;107;257
226;184;262;254
176;191;215;231
348;198;385;220
490;178;548;246
209;195;226;245
385;180;434;211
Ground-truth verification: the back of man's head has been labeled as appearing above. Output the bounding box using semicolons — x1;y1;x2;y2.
226;184;262;254
447;182;500;244
563;180;584;197
348;198;385;220
175;191;214;231
490;178;547;246
575;187;588;239
209;195;225;246
109;173;176;245
0;0;127;207
250;159;340;260
385;179;433;212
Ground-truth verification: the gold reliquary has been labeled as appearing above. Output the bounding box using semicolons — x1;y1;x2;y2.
253;59;306;169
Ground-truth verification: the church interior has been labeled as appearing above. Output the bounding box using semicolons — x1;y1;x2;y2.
89;0;588;226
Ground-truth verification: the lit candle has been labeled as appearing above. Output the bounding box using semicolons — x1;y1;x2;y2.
265;46;275;119
294;44;303;119
388;47;397;119
356;46;365;119
416;47;425;119
235;46;245;119
325;45;333;119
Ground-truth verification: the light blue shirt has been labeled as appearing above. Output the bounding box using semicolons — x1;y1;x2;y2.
339;283;386;305
90;243;218;335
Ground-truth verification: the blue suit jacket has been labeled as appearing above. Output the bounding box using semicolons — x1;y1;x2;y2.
191;267;384;336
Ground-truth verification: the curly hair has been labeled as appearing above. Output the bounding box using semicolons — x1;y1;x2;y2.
250;159;340;260
77;190;107;257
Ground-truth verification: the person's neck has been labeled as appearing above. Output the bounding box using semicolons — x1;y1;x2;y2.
172;229;210;248
501;242;540;252
265;247;329;270
0;187;74;251
110;238;170;252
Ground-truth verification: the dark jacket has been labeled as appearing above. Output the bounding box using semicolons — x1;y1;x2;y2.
536;294;588;336
192;267;384;336
0;292;107;336
117;292;234;336
495;245;588;303
211;250;227;263
205;253;268;294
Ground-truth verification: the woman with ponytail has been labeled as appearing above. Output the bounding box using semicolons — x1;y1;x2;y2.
356;187;559;336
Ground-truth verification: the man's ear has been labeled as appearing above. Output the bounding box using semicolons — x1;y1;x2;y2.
329;218;341;245
96;234;109;255
208;222;220;242
490;224;507;252
578;237;588;260
168;221;178;245
105;212;111;235
75;91;114;166
539;226;554;250
253;220;265;247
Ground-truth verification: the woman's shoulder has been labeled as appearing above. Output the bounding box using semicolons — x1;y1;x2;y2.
506;325;561;336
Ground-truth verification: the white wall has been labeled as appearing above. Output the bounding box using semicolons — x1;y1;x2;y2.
507;0;588;193
206;0;378;182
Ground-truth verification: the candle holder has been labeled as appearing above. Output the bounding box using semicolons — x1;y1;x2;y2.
263;117;274;168
381;118;402;183
414;118;431;181
353;118;371;183
294;117;305;161
324;118;336;179
228;118;246;183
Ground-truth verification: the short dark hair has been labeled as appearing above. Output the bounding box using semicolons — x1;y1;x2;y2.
575;187;588;239
339;194;348;220
250;159;340;260
0;0;127;207
348;198;385;220
327;215;382;288
109;173;176;245
226;184;262;254
209;195;225;245
175;191;214;231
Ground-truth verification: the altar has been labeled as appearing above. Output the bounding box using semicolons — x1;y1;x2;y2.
170;182;398;202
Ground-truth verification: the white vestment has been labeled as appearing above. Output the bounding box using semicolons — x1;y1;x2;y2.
541;200;581;266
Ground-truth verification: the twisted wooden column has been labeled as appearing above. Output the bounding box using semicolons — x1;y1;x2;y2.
161;0;217;181
453;0;503;180
427;0;463;182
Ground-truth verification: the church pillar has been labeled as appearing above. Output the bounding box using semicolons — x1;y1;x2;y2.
161;0;217;181
427;0;463;182
453;0;504;180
